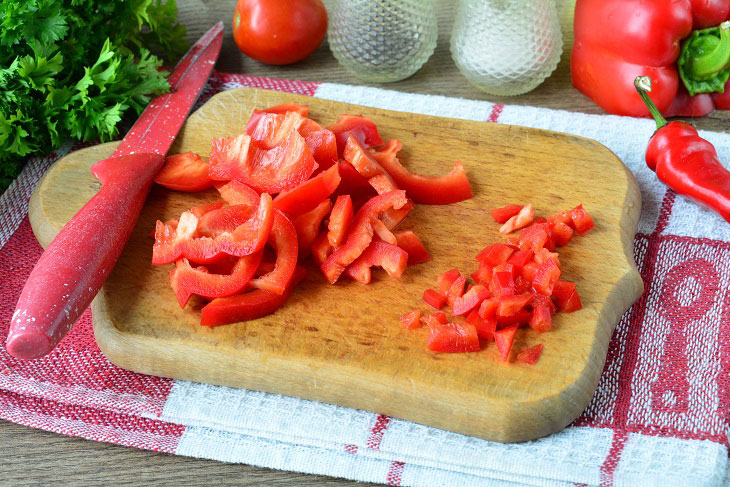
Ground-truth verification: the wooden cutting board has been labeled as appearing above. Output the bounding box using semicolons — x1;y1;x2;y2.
28;87;643;443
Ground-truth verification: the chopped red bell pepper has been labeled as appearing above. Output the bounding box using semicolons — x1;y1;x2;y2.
517;344;544;365
215;180;260;206
489;267;516;298
497;293;533;317
344;241;408;284
466;309;497;341
327;114;383;157
250;211;298;295
253;103;310;117
423;289;447;310
476;243;514;266
478;297;498;319
154;152;213;192
372;219;397;245
320;190;408;283
437;269;461;294
518;223;550;252
522;261;539;282
200;267;307;327
552;280;583;312
446;275;467;307
272;164;340;216
570;204;595;235
294;199;332;258
452;284;489;316
531;293;557;315
497;309;532;327
394;230;430;265
335;161;375;198
529;304;553;333
400;310;421;329
311;231;334;266
471;260;493;285
499;204;535;234
170;252;263;307
494;325;519;362
549;220;574;247
426;319;480;353
490;204;523;224
246;111;305;149
532;259;561;296
506;249;534;274
152;193;274;265
328;195;354;248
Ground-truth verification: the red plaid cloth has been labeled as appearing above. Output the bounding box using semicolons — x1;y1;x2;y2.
1;72;728;486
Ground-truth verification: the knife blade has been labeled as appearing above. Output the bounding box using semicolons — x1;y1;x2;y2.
6;22;224;360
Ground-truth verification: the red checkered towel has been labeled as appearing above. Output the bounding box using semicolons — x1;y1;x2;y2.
1;72;728;487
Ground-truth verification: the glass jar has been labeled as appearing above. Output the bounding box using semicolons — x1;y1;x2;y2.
328;0;438;83
450;0;563;96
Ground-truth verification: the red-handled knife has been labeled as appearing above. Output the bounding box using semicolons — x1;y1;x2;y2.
6;22;224;360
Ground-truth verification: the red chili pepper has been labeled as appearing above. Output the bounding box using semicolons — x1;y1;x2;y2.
635;76;730;223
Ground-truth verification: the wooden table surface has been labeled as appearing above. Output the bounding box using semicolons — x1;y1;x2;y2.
3;1;730;485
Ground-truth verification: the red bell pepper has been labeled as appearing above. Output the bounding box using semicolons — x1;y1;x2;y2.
394;230;431;265
400;310;421;329
311;231;334;266
497;293;533;317
425;319;480;353
491;204;523;224
169;252;263;307
327;114;383;157
344;241;408;284
494;325;519;362
499;204;535;234
476;243;514;267
452;284;489;316
466;309;496;341
250;211;298;295
272;164;341;216
517;344;544;365
423;289;446;310
154;152;213;192
572;0;730;117
328;195;354;248
320;190;408;283
246;111;305;149
294;199;332;258
215;180;259;206
529;304;553;333
200;266;307;326
151;193;274;265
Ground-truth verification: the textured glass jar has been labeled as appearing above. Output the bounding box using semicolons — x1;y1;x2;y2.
450;0;563;96
328;0;438;83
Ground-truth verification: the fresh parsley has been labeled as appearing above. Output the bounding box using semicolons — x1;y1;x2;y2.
0;0;188;191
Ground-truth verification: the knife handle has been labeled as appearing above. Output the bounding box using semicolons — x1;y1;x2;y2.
6;153;165;360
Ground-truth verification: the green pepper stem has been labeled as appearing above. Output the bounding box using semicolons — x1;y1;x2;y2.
634;76;667;130
687;21;730;78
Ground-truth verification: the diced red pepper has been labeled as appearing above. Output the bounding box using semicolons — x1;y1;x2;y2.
471;260;493;285
518;223;550;252
476;243;514;267
394;230;430;265
497;309;532;327
529;305;553;333
514;275;531;294
531;293;557;314
311;232;334;266
517;344;544;365
154;152;213;192
328;114;383;158
506;249;534;274
550;220;574;247
320;191;409;284
562;290;583;312
497;293;533;317
344;241;408;284
272;164;340;216
423;289;447;310
446;274;467;307
522;261;539;282
169;252;263;308
570;204;595;235
250;211;299;295
478;297;498;319
499;204;535;234
489;268;516;298
437;269;461;294
553;280;583;312
532;259;561;296
400;310;421;329
152;193;274;265
452;284;490;316
533;248;560;268
466;309;497;341
426;319;480;353
200;267;307;326
372;218;397;245
494;325;519;362
422;311;449;327
328;195;354;248
491;204;523;224
293;199;332;258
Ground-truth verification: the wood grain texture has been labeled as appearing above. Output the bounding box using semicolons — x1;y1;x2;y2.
29;87;643;444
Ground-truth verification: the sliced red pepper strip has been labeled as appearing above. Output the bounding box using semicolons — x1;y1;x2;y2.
320;190;408;284
250;210;298;295
246;111;304;149
517;344;544;365
499;204;535;234
426;319;480;353
400;309;421;329
328;195;354;248
335;161;375;198
327;114;383;157
494;325;518;362
423;289;446;310
215;180;259;206
491;204;523;224
372;219;397;245
394;230;430;265
170;251;263;308
344;241;408;284
294;199;332;258
370;141;472;205
272;164;341;216
151;193;274;265
311;231;334;266
154;152;213;192
200;266;307;327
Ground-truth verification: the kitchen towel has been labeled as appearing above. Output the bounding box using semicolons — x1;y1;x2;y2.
1;72;729;487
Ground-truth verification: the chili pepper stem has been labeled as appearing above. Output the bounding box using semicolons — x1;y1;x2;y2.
634;76;668;130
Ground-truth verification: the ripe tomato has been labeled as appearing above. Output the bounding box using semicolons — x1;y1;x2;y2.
233;0;327;65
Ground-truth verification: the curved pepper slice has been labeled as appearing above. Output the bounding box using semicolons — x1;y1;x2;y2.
328;195;354;248
320;190;408;284
170;251;263;307
327;114;383;157
311;231;334;266
344;241;408;284
200;266;307;326
246;111;304;149
394;230;430;265
154;152;213;192
215;180;259;206
250;210;299;295
370;140;472;205
151;192;274;265
272;164;340;216
294;199;332;258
